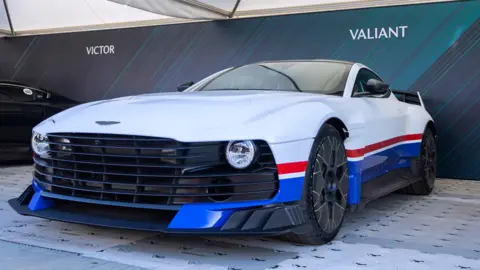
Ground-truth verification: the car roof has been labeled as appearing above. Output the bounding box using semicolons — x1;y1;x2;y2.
0;80;29;86
250;59;356;66
0;80;48;93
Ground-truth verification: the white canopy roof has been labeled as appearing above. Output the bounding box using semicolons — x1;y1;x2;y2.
0;0;456;36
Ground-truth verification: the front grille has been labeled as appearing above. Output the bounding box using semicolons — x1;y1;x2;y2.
33;133;279;205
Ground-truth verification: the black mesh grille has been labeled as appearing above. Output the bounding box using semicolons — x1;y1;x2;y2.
33;133;279;205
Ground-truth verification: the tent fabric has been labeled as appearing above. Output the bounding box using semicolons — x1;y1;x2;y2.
0;0;458;36
1;0;186;35
108;0;229;19
0;1;12;34
107;0;458;18
233;0;456;17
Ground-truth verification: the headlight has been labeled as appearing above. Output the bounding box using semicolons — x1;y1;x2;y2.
31;132;50;156
225;140;257;169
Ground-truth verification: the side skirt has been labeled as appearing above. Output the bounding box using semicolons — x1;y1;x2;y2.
353;161;423;211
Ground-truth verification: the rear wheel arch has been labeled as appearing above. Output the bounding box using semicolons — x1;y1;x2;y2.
426;120;436;137
400;126;437;195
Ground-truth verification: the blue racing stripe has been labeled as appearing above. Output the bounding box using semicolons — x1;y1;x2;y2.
168;176;304;229
347;141;422;205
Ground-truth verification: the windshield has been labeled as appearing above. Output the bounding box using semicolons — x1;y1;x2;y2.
197;61;352;96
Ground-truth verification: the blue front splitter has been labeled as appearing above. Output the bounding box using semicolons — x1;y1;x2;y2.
9;177;307;234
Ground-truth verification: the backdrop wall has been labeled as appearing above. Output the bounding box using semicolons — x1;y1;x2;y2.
0;0;479;179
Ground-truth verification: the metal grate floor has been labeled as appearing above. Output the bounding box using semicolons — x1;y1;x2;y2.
1;165;479;270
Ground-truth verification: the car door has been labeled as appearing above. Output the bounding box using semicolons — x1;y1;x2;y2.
350;68;409;180
0;83;45;148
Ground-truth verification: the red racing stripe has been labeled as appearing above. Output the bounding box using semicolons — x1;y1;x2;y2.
346;133;423;158
277;161;308;175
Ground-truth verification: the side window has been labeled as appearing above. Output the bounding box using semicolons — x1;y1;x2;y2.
0;93;13;102
0;84;36;102
352;68;384;97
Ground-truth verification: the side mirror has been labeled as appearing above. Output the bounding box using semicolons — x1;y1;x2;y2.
177;81;194;92
365;79;389;93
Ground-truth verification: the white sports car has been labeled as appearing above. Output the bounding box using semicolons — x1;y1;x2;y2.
9;60;437;245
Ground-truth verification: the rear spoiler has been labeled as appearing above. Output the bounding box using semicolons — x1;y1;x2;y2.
391;90;425;108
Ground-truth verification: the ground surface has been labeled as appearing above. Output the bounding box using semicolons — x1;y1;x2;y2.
1;165;480;270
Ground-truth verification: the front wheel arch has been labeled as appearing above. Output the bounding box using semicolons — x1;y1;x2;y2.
324;117;349;141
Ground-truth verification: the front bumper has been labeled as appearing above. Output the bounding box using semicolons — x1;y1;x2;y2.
14;135;313;235
9;184;307;235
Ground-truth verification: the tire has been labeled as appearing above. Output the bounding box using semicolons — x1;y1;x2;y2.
282;124;348;245
401;128;437;195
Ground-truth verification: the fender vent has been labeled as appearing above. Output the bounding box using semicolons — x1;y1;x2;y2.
221;205;306;232
17;185;34;205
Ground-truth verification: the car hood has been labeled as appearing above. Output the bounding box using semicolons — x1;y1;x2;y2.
35;90;341;142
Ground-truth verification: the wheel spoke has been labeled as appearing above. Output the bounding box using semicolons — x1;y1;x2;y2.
322;138;334;166
312;190;322;208
333;202;345;225
336;160;347;169
313;171;326;191
335;150;346;168
315;203;329;231
314;159;324;175
338;172;347;189
337;174;348;203
327;202;334;233
331;137;338;166
316;152;329;168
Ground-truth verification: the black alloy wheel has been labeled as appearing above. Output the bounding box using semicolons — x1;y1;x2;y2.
401;128;437;195
422;129;437;190
281;124;348;245
312;135;348;234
